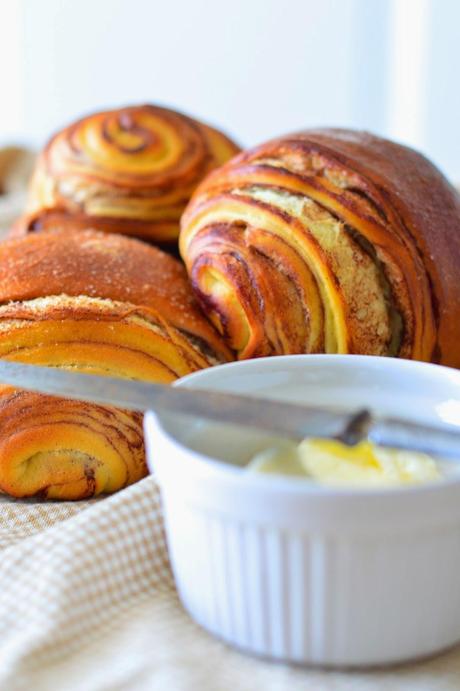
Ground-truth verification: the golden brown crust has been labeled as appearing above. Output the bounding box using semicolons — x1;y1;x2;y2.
0;228;232;362
0;391;146;500
0;290;226;500
9;207;176;240
0;292;223;499
24;104;239;243
180;128;460;366
0;229;232;500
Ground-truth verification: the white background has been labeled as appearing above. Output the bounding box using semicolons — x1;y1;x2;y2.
0;0;459;180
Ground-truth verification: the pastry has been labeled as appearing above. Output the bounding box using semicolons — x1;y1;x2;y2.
180;129;460;366
0;147;36;238
0;229;230;499
18;104;239;243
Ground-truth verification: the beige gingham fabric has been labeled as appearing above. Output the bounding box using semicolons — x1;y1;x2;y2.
2;478;460;691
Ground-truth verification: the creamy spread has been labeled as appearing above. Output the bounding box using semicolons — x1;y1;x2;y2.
247;438;441;487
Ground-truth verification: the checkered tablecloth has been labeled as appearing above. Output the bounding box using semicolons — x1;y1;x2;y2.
2;477;460;691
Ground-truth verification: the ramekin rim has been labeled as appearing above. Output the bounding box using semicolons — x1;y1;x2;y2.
145;354;460;500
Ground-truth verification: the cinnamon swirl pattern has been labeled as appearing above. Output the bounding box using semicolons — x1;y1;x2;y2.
24;105;239;243
180;129;460;366
0;230;230;499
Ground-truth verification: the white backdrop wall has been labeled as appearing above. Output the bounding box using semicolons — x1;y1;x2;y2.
0;0;458;180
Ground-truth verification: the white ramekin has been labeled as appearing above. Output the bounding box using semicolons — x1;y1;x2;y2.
144;355;460;667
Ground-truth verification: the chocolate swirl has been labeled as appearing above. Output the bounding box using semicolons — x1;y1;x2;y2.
24;104;239;242
180;129;460;366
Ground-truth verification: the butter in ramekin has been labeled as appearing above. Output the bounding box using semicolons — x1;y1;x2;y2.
247;438;441;487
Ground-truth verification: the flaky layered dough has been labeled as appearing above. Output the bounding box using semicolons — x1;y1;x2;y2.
22;104;239;242
0;229;231;362
180;129;460;366
0;230;230;499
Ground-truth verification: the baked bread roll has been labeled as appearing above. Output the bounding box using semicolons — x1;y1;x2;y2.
0;147;36;239
19;104;239;243
180;129;460;367
0;229;230;499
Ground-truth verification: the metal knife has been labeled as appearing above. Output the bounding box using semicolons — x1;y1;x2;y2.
0;359;460;459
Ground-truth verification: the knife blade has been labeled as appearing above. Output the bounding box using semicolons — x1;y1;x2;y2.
0;359;459;459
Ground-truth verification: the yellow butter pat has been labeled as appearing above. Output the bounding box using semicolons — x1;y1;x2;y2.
248;438;441;487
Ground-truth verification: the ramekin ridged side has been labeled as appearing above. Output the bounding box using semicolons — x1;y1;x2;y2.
146;410;460;667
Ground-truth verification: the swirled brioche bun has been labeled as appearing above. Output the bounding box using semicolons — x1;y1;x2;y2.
0;229;231;499
18;104;239;243
180;128;460;367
